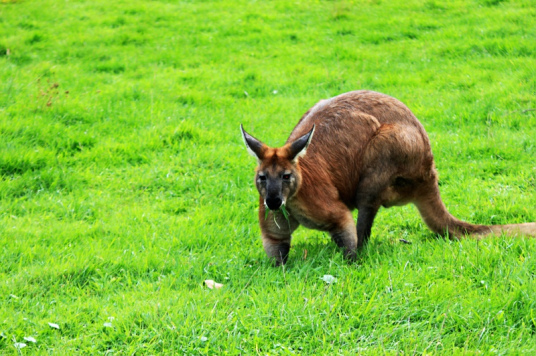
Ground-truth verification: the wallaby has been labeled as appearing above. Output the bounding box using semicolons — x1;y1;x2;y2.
241;90;536;265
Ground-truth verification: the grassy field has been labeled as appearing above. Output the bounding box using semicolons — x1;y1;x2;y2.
1;0;536;354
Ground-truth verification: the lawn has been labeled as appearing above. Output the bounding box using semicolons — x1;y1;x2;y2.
1;0;535;354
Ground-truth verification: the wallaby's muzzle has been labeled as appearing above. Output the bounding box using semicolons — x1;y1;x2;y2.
265;195;283;210
265;179;283;210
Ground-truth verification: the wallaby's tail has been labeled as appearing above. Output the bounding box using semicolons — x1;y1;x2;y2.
414;181;536;239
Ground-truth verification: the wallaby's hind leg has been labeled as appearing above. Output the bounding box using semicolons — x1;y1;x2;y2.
356;205;380;248
354;165;399;248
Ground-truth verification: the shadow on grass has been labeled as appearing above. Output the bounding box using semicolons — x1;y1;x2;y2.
277;229;452;268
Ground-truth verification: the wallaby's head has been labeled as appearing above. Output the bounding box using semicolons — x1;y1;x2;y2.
240;124;315;211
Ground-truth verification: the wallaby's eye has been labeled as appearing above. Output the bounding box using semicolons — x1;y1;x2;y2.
282;173;291;180
258;174;267;181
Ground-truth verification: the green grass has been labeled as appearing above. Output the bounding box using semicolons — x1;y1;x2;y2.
1;0;536;354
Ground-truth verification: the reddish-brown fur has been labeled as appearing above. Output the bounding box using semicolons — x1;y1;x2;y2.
241;90;536;265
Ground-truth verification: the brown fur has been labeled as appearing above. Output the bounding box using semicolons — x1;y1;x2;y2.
242;90;536;265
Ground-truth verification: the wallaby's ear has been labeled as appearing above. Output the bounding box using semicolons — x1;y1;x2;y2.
240;124;265;160
289;125;315;162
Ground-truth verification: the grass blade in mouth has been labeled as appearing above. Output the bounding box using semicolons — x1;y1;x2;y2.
264;205;291;230
280;204;289;221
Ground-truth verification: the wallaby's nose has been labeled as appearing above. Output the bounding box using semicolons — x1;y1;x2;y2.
266;196;282;210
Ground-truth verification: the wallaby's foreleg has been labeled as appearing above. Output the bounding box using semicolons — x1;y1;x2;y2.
262;236;291;266
259;204;299;265
329;210;358;260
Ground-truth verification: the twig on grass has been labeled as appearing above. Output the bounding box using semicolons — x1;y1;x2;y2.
502;108;536;116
